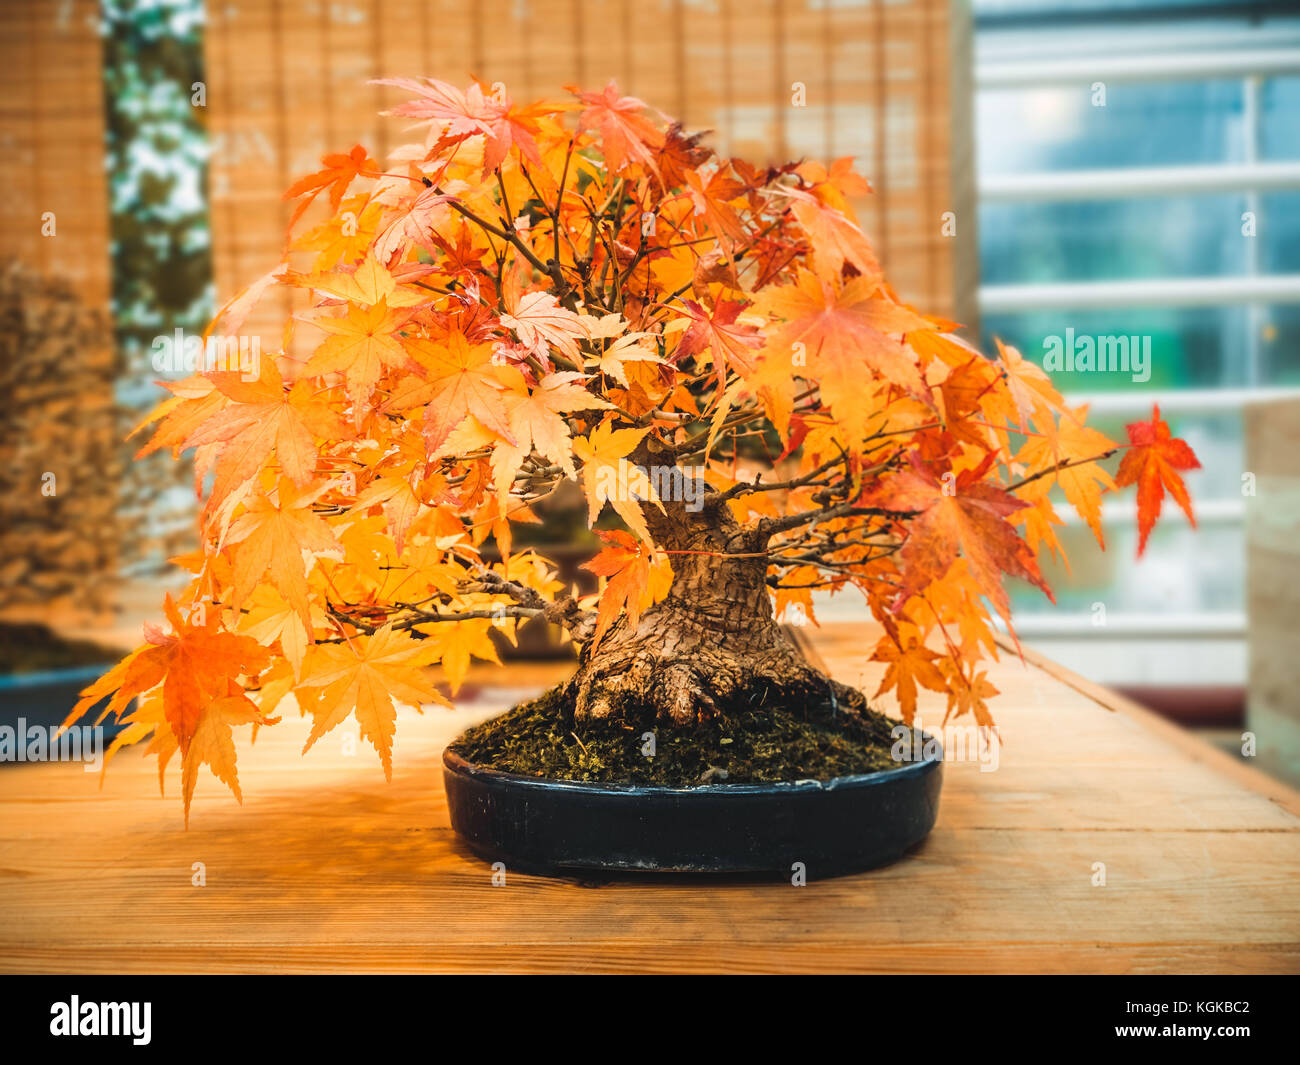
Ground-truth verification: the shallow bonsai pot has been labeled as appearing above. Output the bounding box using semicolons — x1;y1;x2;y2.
442;741;942;880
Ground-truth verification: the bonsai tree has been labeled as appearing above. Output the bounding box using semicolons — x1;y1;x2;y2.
70;79;1200;818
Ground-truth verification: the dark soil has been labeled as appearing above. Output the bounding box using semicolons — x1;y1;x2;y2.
450;678;903;786
0;622;122;674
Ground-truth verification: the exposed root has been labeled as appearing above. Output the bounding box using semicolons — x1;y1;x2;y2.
566;604;870;727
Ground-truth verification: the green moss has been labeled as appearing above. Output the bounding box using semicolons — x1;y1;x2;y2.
450;680;903;786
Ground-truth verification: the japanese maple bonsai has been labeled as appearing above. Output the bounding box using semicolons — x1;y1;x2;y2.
69;79;1200;874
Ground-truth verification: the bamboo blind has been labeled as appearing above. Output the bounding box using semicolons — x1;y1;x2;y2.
0;0;112;299
0;0;120;618
204;0;977;352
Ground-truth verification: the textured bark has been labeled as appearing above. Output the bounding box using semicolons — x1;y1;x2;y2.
566;441;868;725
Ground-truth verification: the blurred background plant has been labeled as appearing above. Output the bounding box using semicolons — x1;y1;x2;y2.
0;263;121;616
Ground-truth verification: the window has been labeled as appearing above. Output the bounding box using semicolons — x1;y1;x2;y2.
972;1;1300;685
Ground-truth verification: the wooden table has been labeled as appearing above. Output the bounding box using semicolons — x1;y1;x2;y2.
1;624;1297;974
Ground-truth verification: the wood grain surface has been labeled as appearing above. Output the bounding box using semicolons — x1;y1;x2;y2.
1;624;1297;974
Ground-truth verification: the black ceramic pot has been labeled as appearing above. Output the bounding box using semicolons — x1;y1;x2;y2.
442;742;942;879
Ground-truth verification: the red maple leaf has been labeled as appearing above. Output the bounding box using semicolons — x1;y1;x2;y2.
1115;404;1201;555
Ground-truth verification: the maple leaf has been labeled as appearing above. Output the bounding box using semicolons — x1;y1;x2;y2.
1012;478;1069;568
993;339;1071;431
182;694;267;823
758;270;930;409
1014;404;1117;547
583;530;673;648
871;453;1053;623
774;185;881;283
394;330;518;453
236;582;330;682
915;559;1001;663
933;356;1002;450
499;290;595;364
293;194;383;270
568;81;664;178
353;473;428;554
586;319;665;386
1115;404;1201;555
372;184;454;266
375;76;498;138
796;157;872;213
571;419;661;544
302;254;427;308
657;121;712;188
415;618;503;695
65;595;270;757
675;299;762;395
873;623;948;724
284;144;375;229
684;168;750;250
304;299;413;414
184;362;340;513
374;77;546;175
491;372;614;505
299;625;447;779
227;478;341;625
941;660;1001;727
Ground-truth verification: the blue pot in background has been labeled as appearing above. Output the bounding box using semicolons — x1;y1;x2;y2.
0;665;129;767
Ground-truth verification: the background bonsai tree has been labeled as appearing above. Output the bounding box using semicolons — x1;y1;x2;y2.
70;79;1201;817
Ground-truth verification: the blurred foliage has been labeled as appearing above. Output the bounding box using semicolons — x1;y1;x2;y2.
0;263;123;613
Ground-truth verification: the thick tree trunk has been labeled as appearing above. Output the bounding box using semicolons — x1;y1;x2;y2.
566;445;868;726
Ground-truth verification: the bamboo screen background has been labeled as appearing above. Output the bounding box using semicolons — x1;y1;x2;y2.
0;0;120;616
205;0;977;354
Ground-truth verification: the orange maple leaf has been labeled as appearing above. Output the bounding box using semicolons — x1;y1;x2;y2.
675;299;763;396
304;299;414;415
1115;404;1201;555
583;530;673;649
873;622;947;724
65;595;270;758
759;271;930;403
571;419;660;544
941;661;1001;727
284;144;375;229
374;77;545;175
1014;404;1117;547
394;330;518;453
872;453;1053;624
184;362;340;512
777;185;882;283
683;168;750;250
227;478;340;625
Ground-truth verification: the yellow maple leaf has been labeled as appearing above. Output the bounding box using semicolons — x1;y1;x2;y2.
571;419;661;544
299;625;447;779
